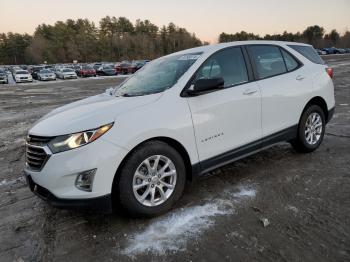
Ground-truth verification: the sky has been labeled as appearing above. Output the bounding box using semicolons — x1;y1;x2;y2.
0;0;349;43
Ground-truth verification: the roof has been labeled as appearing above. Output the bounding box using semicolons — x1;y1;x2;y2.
171;40;311;56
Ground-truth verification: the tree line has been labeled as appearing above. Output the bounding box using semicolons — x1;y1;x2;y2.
219;25;350;49
1;20;349;65
0;17;202;65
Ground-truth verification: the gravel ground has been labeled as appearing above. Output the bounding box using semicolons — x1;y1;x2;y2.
0;55;349;262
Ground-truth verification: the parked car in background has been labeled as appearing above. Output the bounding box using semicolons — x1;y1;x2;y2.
345;48;350;53
37;69;56;81
77;65;97;77
128;60;148;74
31;66;45;79
315;49;327;55
0;68;8;84
96;64;117;76
13;70;33;83
322;47;345;54
115;61;131;74
92;63;103;72
11;66;21;74
44;65;54;71
337;48;346;54
56;68;78;80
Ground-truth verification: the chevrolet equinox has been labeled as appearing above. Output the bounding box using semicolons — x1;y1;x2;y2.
25;41;335;216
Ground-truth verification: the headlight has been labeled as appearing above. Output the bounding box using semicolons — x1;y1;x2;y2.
48;123;113;153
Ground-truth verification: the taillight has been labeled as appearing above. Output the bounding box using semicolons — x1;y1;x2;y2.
326;67;334;79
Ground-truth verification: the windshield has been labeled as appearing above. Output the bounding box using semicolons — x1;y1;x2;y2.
63;69;74;72
115;53;201;97
40;69;51;74
82;66;94;70
16;70;29;74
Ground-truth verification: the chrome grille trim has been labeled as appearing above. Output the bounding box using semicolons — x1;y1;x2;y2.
26;135;52;172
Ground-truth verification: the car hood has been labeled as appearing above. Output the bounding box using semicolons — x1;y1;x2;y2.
29;92;162;136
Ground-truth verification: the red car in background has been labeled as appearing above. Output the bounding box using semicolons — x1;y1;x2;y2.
127;60;149;74
77;65;96;77
115;61;131;75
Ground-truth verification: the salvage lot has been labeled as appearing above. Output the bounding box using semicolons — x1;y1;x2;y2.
0;55;349;262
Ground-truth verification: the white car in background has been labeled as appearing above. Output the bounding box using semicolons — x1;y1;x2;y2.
13;70;33;83
37;69;56;81
25;41;335;217
56;68;78;80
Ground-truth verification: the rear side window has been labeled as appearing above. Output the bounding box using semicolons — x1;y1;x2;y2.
281;49;299;71
288;45;325;65
247;45;287;79
195;47;248;88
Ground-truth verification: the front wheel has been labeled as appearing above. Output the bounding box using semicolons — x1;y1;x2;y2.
291;105;326;153
117;141;186;217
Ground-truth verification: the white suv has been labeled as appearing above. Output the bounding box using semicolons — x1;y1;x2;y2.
25;41;335;216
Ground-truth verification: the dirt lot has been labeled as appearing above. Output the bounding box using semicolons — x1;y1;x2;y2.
0;55;349;262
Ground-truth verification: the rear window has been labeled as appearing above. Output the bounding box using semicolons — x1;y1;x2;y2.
288;45;325;65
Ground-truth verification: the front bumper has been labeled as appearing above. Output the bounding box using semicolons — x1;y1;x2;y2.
81;73;95;77
16;78;33;83
24;137;128;211
25;174;112;213
63;75;77;79
41;76;56;81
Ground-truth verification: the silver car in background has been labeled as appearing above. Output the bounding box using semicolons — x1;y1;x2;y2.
37;69;56;81
56;68;78;80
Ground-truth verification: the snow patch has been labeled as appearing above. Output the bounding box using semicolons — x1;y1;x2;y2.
121;185;256;256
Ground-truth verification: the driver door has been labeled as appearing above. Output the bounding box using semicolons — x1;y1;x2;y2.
185;47;262;170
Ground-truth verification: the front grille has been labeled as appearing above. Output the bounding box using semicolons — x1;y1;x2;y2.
26;135;52;171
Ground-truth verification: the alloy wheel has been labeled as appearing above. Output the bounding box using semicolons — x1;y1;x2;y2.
304;112;323;145
132;155;177;207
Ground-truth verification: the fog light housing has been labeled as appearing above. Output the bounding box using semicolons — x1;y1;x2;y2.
75;169;96;192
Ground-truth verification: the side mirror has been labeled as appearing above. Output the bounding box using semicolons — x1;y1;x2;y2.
186;77;224;96
105;87;114;95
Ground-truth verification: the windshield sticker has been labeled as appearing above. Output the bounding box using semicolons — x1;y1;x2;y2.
177;55;201;61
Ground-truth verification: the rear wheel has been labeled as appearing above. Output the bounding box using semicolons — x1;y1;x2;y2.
291;105;326;153
117;141;186;217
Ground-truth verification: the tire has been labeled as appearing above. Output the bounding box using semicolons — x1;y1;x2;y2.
117;141;186;217
291;105;326;153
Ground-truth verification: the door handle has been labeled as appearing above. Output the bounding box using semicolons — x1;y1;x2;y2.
243;88;258;95
296;75;305;81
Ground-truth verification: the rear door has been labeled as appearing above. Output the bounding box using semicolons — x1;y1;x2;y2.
186;47;262;168
247;45;312;141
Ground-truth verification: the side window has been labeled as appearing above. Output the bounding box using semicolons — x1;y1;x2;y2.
281;49;299;71
195;47;248;88
248;45;287;79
